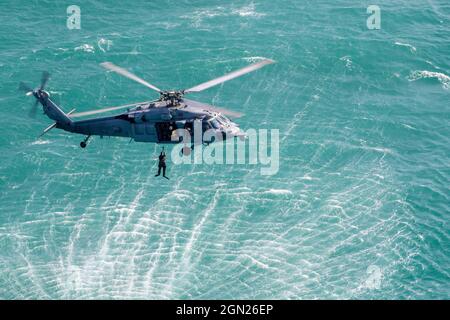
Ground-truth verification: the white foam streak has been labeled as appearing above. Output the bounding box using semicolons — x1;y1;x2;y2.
408;70;450;90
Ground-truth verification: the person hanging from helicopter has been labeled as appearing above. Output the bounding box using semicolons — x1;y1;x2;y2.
155;147;169;180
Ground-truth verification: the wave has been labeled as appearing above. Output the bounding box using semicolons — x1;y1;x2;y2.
74;44;95;53
182;3;265;27
243;56;269;63
232;3;266;17
339;56;353;69
263;189;292;195
30;140;51;145
408;70;450;90
395;41;416;53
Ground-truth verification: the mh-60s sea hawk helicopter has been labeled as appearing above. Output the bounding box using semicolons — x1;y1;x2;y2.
20;59;275;150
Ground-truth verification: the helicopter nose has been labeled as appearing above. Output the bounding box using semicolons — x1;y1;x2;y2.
234;129;247;140
224;125;246;140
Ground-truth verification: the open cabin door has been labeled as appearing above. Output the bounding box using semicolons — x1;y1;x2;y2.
155;122;176;142
155;121;190;143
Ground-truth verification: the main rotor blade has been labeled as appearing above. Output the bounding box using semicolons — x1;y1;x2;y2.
183;98;244;118
29;100;39;118
40;71;50;90
100;62;162;93
70;101;153;118
19;82;33;93
184;59;275;93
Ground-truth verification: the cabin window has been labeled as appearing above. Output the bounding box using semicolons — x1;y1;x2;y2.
209;119;220;129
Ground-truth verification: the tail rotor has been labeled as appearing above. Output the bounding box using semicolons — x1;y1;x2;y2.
19;71;51;118
40;71;50;90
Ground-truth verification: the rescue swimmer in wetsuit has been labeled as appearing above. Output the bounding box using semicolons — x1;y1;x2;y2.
155;148;169;180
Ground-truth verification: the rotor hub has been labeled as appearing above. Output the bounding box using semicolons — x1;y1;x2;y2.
160;90;184;104
34;89;49;100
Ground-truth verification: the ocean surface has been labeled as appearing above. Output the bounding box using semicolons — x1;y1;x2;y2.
0;0;449;299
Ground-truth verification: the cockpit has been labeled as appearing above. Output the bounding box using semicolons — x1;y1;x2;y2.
205;113;232;130
166;112;244;144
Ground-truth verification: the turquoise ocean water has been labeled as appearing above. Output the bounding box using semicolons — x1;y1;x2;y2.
0;0;449;299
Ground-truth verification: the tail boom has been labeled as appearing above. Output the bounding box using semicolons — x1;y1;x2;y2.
40;94;73;127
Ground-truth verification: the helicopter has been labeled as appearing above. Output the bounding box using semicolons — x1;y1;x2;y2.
19;59;275;151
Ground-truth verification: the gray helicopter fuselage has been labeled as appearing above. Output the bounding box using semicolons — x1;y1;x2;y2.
52;97;243;144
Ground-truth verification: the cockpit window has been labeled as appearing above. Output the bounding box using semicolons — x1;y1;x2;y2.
209;119;220;129
217;115;230;127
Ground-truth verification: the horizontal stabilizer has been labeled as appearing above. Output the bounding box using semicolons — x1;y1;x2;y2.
38;109;76;138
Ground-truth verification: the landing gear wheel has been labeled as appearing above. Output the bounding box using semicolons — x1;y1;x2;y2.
80;135;91;148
